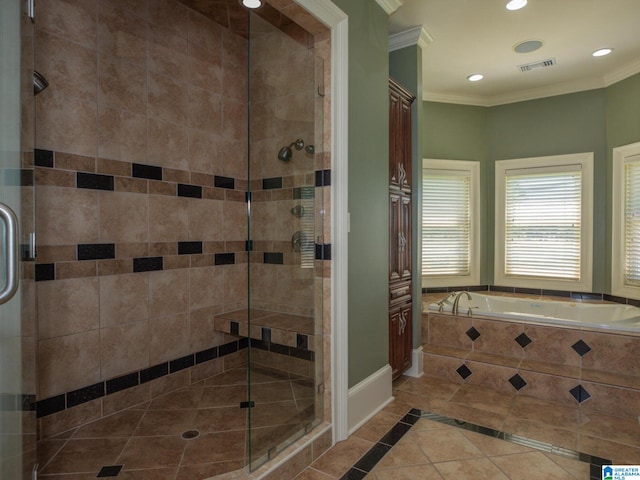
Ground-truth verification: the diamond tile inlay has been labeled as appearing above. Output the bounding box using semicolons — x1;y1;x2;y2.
456;364;473;380
508;373;527;391
97;465;123;478
569;385;591;403
571;339;591;357
515;332;532;348
466;327;481;341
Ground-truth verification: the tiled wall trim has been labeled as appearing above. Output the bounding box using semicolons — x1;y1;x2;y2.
422;285;640;307
315;169;331;187
177;183;203;198
77;243;116;261
35;337;313;418
178;241;203;255
34;148;54;167
132;256;163;273
132;163;162;180
76;172;114;191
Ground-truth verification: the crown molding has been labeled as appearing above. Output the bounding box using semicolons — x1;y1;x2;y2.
375;0;402;15
424;77;608;107
389;26;434;52
603;58;640;87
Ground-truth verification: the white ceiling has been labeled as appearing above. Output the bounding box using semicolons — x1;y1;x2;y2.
388;0;640;106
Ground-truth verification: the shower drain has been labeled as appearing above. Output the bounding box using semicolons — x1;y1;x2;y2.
181;430;200;440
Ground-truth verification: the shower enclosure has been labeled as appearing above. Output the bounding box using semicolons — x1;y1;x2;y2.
244;7;326;469
0;0;330;477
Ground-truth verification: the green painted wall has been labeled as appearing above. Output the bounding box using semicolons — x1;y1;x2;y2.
332;0;390;388
419;79;640;294
487;90;607;292
605;73;640;288
422;102;489;284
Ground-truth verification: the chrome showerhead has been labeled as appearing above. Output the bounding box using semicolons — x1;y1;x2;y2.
277;138;305;162
33;70;49;95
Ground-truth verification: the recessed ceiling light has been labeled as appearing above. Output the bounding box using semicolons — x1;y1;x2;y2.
467;74;484;82
506;0;527;11
514;40;543;54
592;48;613;57
242;0;262;8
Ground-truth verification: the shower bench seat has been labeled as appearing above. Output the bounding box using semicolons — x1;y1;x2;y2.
214;308;317;352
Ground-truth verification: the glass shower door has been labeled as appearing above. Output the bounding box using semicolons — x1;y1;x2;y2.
0;0;37;478
246;9;324;470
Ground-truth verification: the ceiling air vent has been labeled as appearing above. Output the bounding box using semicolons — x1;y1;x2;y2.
518;58;556;72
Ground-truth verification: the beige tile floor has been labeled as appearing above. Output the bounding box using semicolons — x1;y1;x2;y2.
294;374;640;480
36;371;639;480
36;366;315;479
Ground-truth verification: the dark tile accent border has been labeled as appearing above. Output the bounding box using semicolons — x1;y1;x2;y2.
508;373;527;391
97;465;123;478
572;339;592;356
425;285;640;309
140;363;169;384
67;382;105;408
78;243;115;261
264;252;284;265
196;347;218;364
215;175;235;189
315;243;331;260
170;354;195;373
230;321;239;335
570;384;591;403
178;241;203;255
215;253;235;265
2;168;32;187
315;169;331;187
515;332;532;348
262;177;283;190
35;263;55;282
177;183;202;198
106;373;139;395
132;163;162;180
34;149;54;167
77;172;114;191
296;333;308;350
340;409;610;480
133;256;163;272
465;327;480;341
35;332;313;418
36;394;65;418
456;364;472;380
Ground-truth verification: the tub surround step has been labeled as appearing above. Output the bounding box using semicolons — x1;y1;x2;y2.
422;344;580;380
214;309;317;352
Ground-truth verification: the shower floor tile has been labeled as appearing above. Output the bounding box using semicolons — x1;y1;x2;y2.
37;366;315;479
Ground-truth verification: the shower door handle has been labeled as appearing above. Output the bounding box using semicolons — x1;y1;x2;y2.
0;202;19;305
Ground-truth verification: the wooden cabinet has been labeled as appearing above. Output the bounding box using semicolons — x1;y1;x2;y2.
389;79;413;193
389;303;413;380
389;192;412;284
388;78;415;380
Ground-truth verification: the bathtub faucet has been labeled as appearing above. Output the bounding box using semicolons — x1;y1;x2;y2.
452;291;472;315
437;292;457;312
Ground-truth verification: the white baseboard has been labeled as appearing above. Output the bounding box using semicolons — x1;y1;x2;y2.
403;347;424;378
347;364;393;434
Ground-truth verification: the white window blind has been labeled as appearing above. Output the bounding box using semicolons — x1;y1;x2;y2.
422;169;471;276
624;161;640;285
504;166;582;280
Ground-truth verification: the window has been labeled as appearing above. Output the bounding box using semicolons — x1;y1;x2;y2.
612;142;640;299
422;159;480;287
494;153;593;291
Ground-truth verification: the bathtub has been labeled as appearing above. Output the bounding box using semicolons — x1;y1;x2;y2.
427;291;640;332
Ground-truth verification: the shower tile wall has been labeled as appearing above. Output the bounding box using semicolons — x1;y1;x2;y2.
33;0;249;417
32;0;334;448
